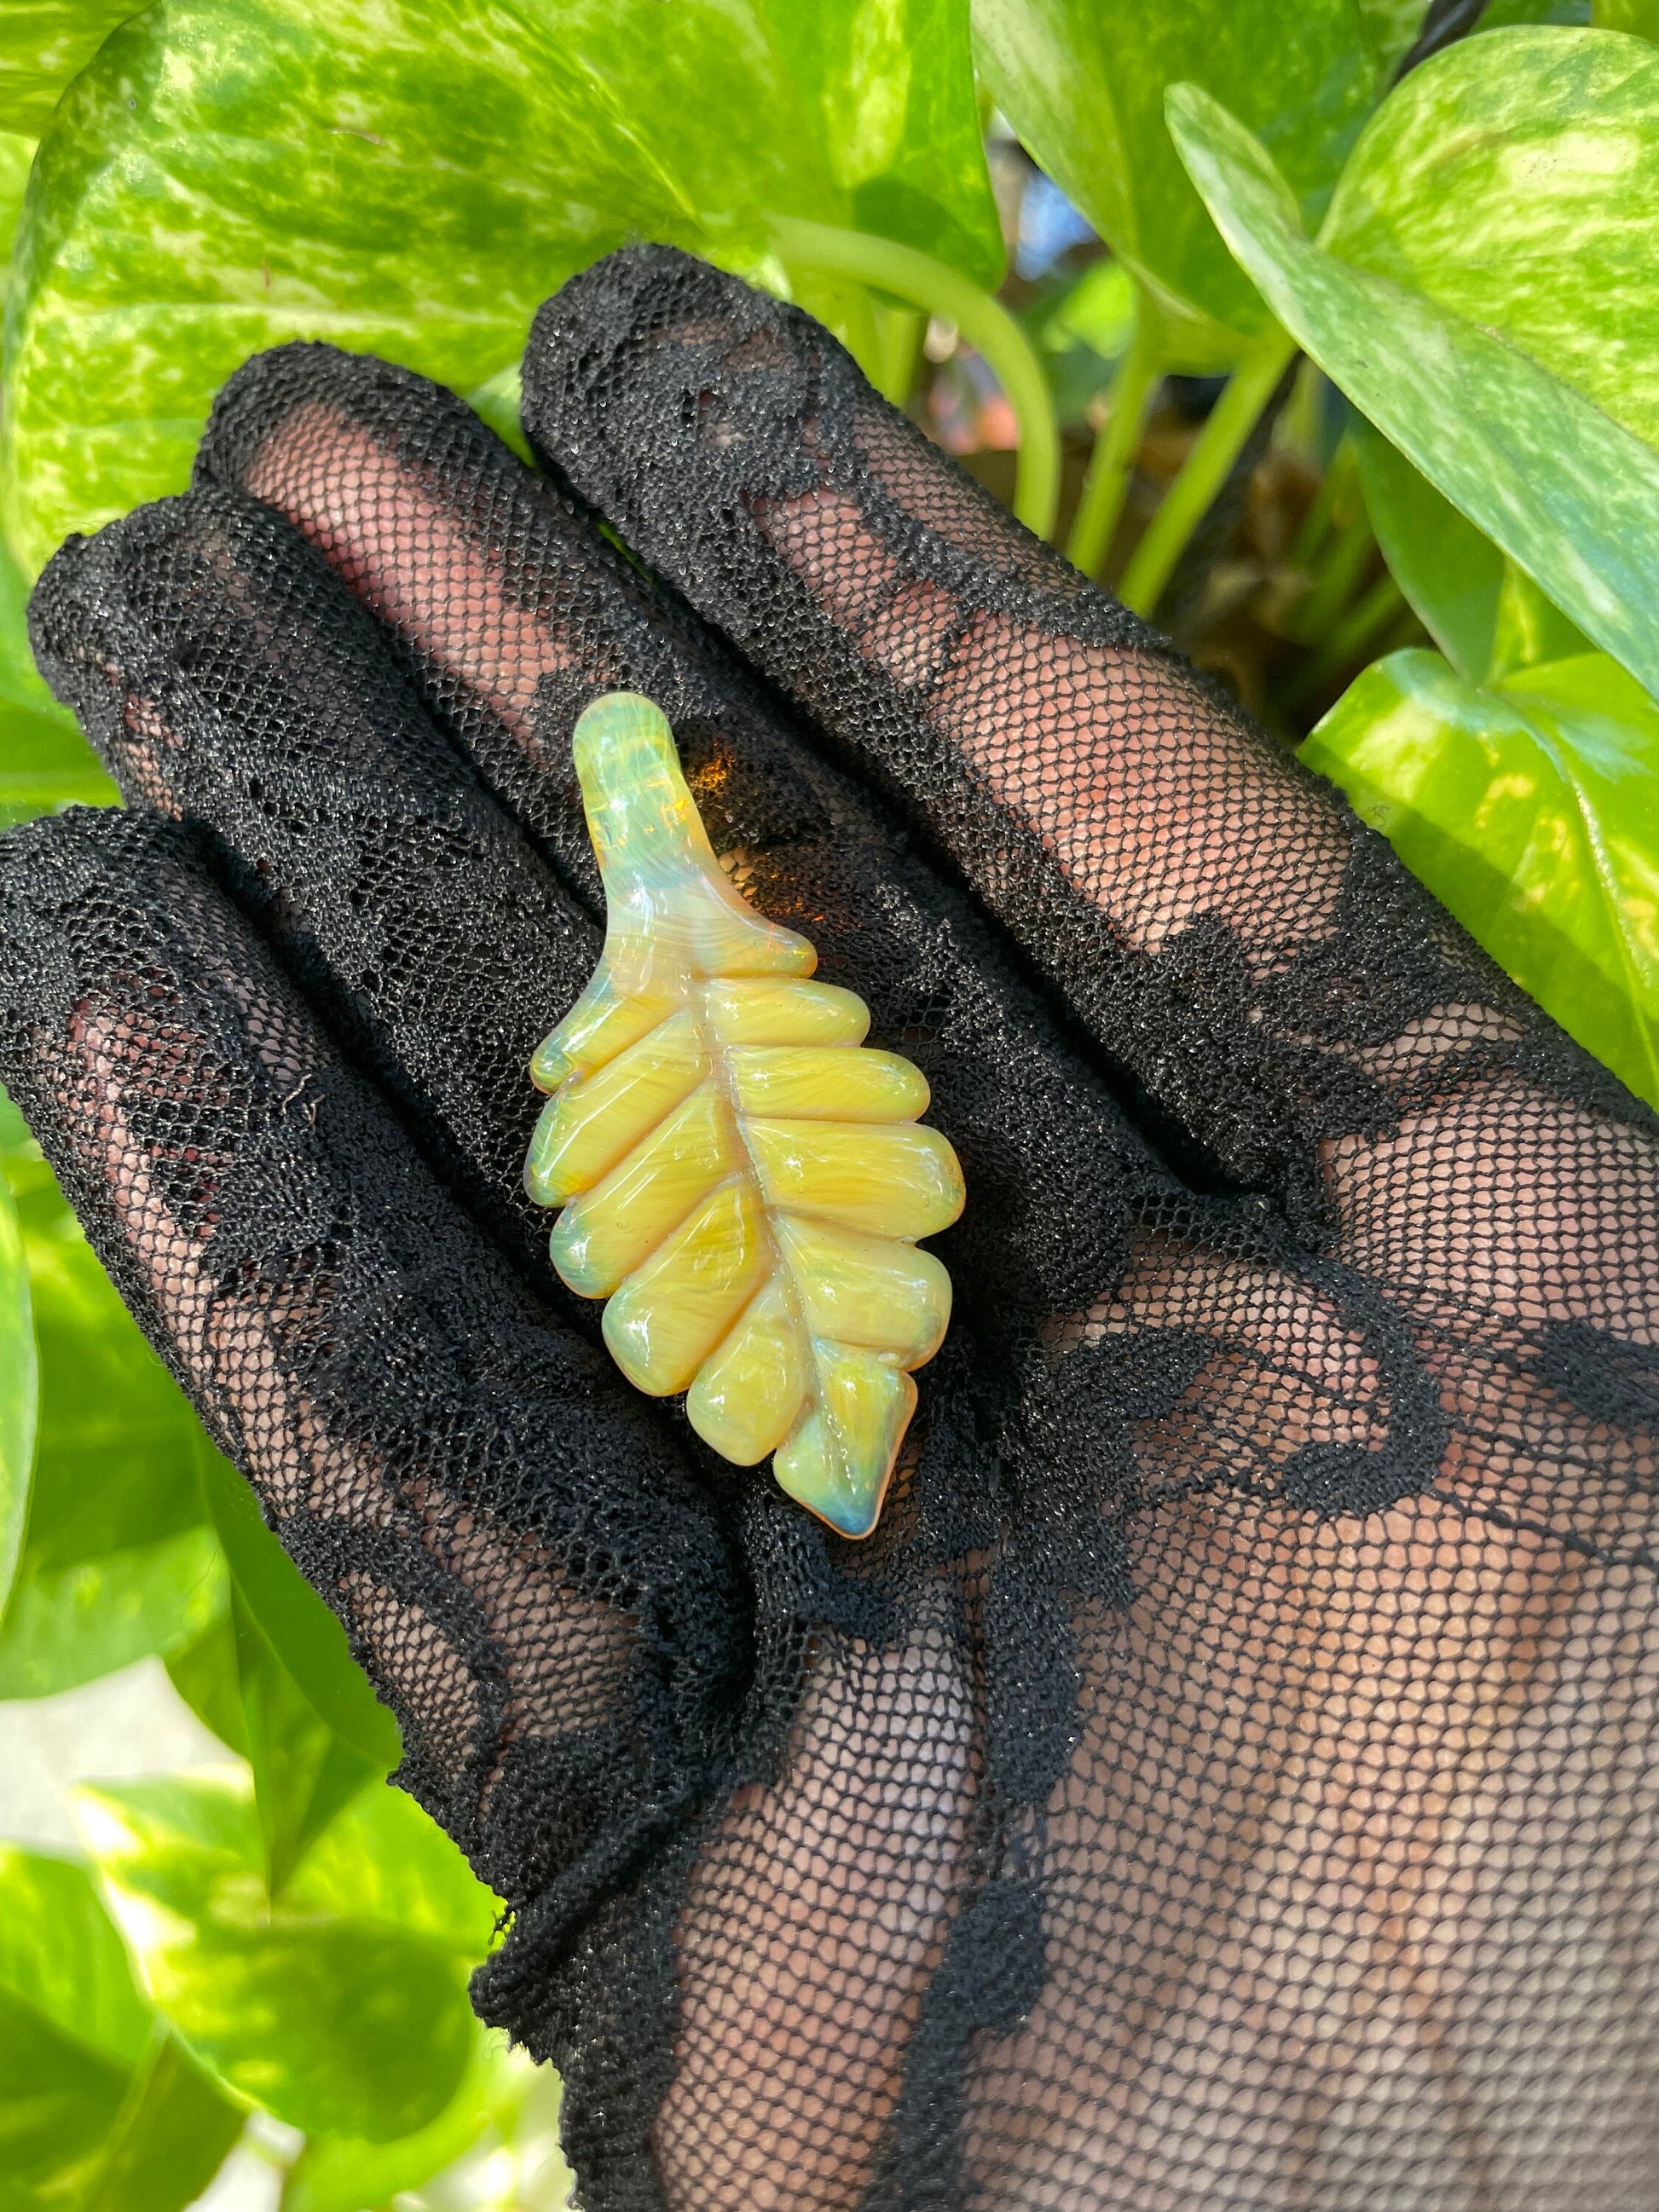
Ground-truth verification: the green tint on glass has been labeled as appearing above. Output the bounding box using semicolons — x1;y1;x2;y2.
1;0;997;575
1166;78;1659;701
78;1770;493;2143
974;0;1381;357
1304;647;1659;1106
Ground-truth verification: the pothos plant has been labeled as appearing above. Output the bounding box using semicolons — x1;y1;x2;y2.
0;3;1655;2208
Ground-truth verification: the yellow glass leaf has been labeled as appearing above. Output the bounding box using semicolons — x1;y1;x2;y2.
525;691;966;1539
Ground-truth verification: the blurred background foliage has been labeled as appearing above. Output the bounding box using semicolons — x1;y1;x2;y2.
0;1;1656;2205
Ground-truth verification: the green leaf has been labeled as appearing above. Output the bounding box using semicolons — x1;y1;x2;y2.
73;2033;245;2212
0;4;150;134
1481;0;1593;26
1350;415;1505;683
973;0;1382;359
176;1442;396;1889
1357;422;1596;690
164;1614;251;1764
0;1845;153;2065
0;1112;226;1696
1486;556;1593;680
81;1771;491;2143
1303;647;1659;1106
1595;0;1659;35
286;1780;500;1957
0;1990;133;2211
1321;26;1659;453
1166;77;1659;702
0;1845;241;2212
194;1441;400;1779
1356;0;1430;76
2;0;997;576
0;456;117;829
280;2034;529;2212
0;1526;228;1697
223;1590;381;1895
0;128;35;284
0;1173;35;1620
1032;256;1137;362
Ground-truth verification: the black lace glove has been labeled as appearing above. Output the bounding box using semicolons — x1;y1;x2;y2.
2;246;1656;2212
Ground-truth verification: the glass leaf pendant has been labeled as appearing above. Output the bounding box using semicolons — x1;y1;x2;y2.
524;691;964;1539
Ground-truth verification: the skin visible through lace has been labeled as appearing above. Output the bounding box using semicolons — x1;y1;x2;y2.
2;264;1654;2212
199;355;1659;2203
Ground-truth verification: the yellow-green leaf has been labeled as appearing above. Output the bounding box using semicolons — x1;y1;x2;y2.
1303;647;1659;1106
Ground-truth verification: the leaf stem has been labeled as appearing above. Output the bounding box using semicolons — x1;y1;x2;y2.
1286;491;1374;645
1066;324;1160;580
771;215;1061;540
873;302;925;408
1283;573;1405;707
1118;330;1294;617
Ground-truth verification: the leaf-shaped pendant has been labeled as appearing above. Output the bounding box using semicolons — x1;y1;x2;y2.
524;692;964;1539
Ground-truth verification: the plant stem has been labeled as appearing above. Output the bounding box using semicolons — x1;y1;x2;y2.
772;215;1061;540
1288;430;1358;574
1066;326;1159;580
873;301;924;408
1284;573;1405;707
1286;494;1374;646
1118;330;1294;618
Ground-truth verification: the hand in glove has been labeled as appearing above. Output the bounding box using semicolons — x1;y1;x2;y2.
3;247;1656;2212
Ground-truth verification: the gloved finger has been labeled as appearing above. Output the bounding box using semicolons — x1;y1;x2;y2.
28;486;598;1276
0;802;738;1938
179;334;1461;1507
188;338;1198;1352
519;246;1639;1243
194;338;744;919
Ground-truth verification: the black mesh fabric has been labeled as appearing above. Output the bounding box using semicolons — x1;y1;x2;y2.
1;244;1656;2210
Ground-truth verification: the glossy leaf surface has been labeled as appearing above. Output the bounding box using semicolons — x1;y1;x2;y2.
1351;415;1505;684
1304;647;1659;1105
0;1100;225;1695
1;0;997;575
1167;78;1659;700
79;1770;492;2143
528;694;963;1539
1321;27;1659;453
0;3;148;132
974;0;1381;355
0;127;116;825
